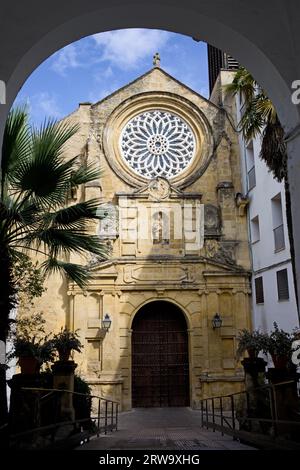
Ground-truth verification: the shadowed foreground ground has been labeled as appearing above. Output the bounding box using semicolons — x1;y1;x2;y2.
77;408;256;450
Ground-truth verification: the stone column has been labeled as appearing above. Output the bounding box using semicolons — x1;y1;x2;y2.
187;328;195;407
8;374;46;436
99;291;122;402
239;358;267;432
52;361;77;422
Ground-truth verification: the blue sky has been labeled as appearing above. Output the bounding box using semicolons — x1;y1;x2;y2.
14;29;209;126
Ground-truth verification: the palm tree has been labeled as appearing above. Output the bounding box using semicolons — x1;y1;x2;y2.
225;67;298;311
0;107;108;429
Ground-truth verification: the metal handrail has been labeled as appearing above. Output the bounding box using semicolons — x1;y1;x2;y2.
200;380;300;449
9;386;120;448
20;386;120;404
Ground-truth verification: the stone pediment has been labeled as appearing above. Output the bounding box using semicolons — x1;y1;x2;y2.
87;256;246;282
89;261;118;279
92;67;220;113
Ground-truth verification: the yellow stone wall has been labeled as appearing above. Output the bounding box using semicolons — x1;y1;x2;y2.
30;68;251;410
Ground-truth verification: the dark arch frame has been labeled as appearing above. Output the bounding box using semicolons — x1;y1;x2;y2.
1;4;300;309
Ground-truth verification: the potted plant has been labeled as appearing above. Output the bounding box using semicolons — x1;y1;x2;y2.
52;327;83;362
264;322;293;369
236;328;268;360
9;336;54;374
8;313;54;374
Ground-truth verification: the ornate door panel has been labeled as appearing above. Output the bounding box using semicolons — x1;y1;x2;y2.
132;301;189;407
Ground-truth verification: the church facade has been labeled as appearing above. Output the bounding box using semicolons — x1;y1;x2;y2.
37;65;252;410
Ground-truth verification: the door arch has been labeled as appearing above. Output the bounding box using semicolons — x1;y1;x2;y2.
132;301;190;407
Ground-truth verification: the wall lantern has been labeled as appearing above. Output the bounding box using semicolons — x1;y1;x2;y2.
102;313;112;331
212;313;222;329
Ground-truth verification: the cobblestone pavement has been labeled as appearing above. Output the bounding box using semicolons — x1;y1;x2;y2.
78;408;256;450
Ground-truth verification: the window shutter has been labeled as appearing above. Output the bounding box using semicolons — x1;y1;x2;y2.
276;269;289;300
255;277;264;304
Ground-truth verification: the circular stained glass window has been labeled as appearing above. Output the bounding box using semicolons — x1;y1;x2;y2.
120;110;196;179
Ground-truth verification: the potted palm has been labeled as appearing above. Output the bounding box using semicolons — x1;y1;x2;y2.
52;327;83;362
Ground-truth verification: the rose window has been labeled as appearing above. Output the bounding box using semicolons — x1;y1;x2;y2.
120;110;196;179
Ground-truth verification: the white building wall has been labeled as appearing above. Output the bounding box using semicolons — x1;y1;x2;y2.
235;90;299;335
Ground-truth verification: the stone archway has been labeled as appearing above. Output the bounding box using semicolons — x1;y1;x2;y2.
132;301;190;407
1;2;300;306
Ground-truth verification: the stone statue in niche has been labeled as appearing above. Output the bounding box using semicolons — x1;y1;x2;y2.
204;204;221;237
152;211;169;244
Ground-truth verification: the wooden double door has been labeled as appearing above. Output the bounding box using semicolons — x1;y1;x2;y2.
132;301;190;407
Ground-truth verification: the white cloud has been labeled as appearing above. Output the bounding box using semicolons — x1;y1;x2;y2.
93;65;114;83
93;29;170;70
51;44;81;76
31;92;62;120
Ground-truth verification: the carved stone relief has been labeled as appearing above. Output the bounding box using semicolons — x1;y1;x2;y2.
148;177;170;201
123;265;195;284
205;239;237;266
97;203;119;240
217;181;235;209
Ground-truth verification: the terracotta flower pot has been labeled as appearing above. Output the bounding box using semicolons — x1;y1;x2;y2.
247;348;257;359
58;349;71;362
271;354;289;369
19;356;40;374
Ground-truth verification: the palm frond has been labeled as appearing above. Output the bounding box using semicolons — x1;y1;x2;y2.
260;118;287;182
41;258;90;288
50;199;102;226
70;161;102;187
224;67;257;105
1;110;108;291
31;119;79;160
10;120;79;207
22;228;108;259
253;93;277;125
1;106;31;193
239;102;265;141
